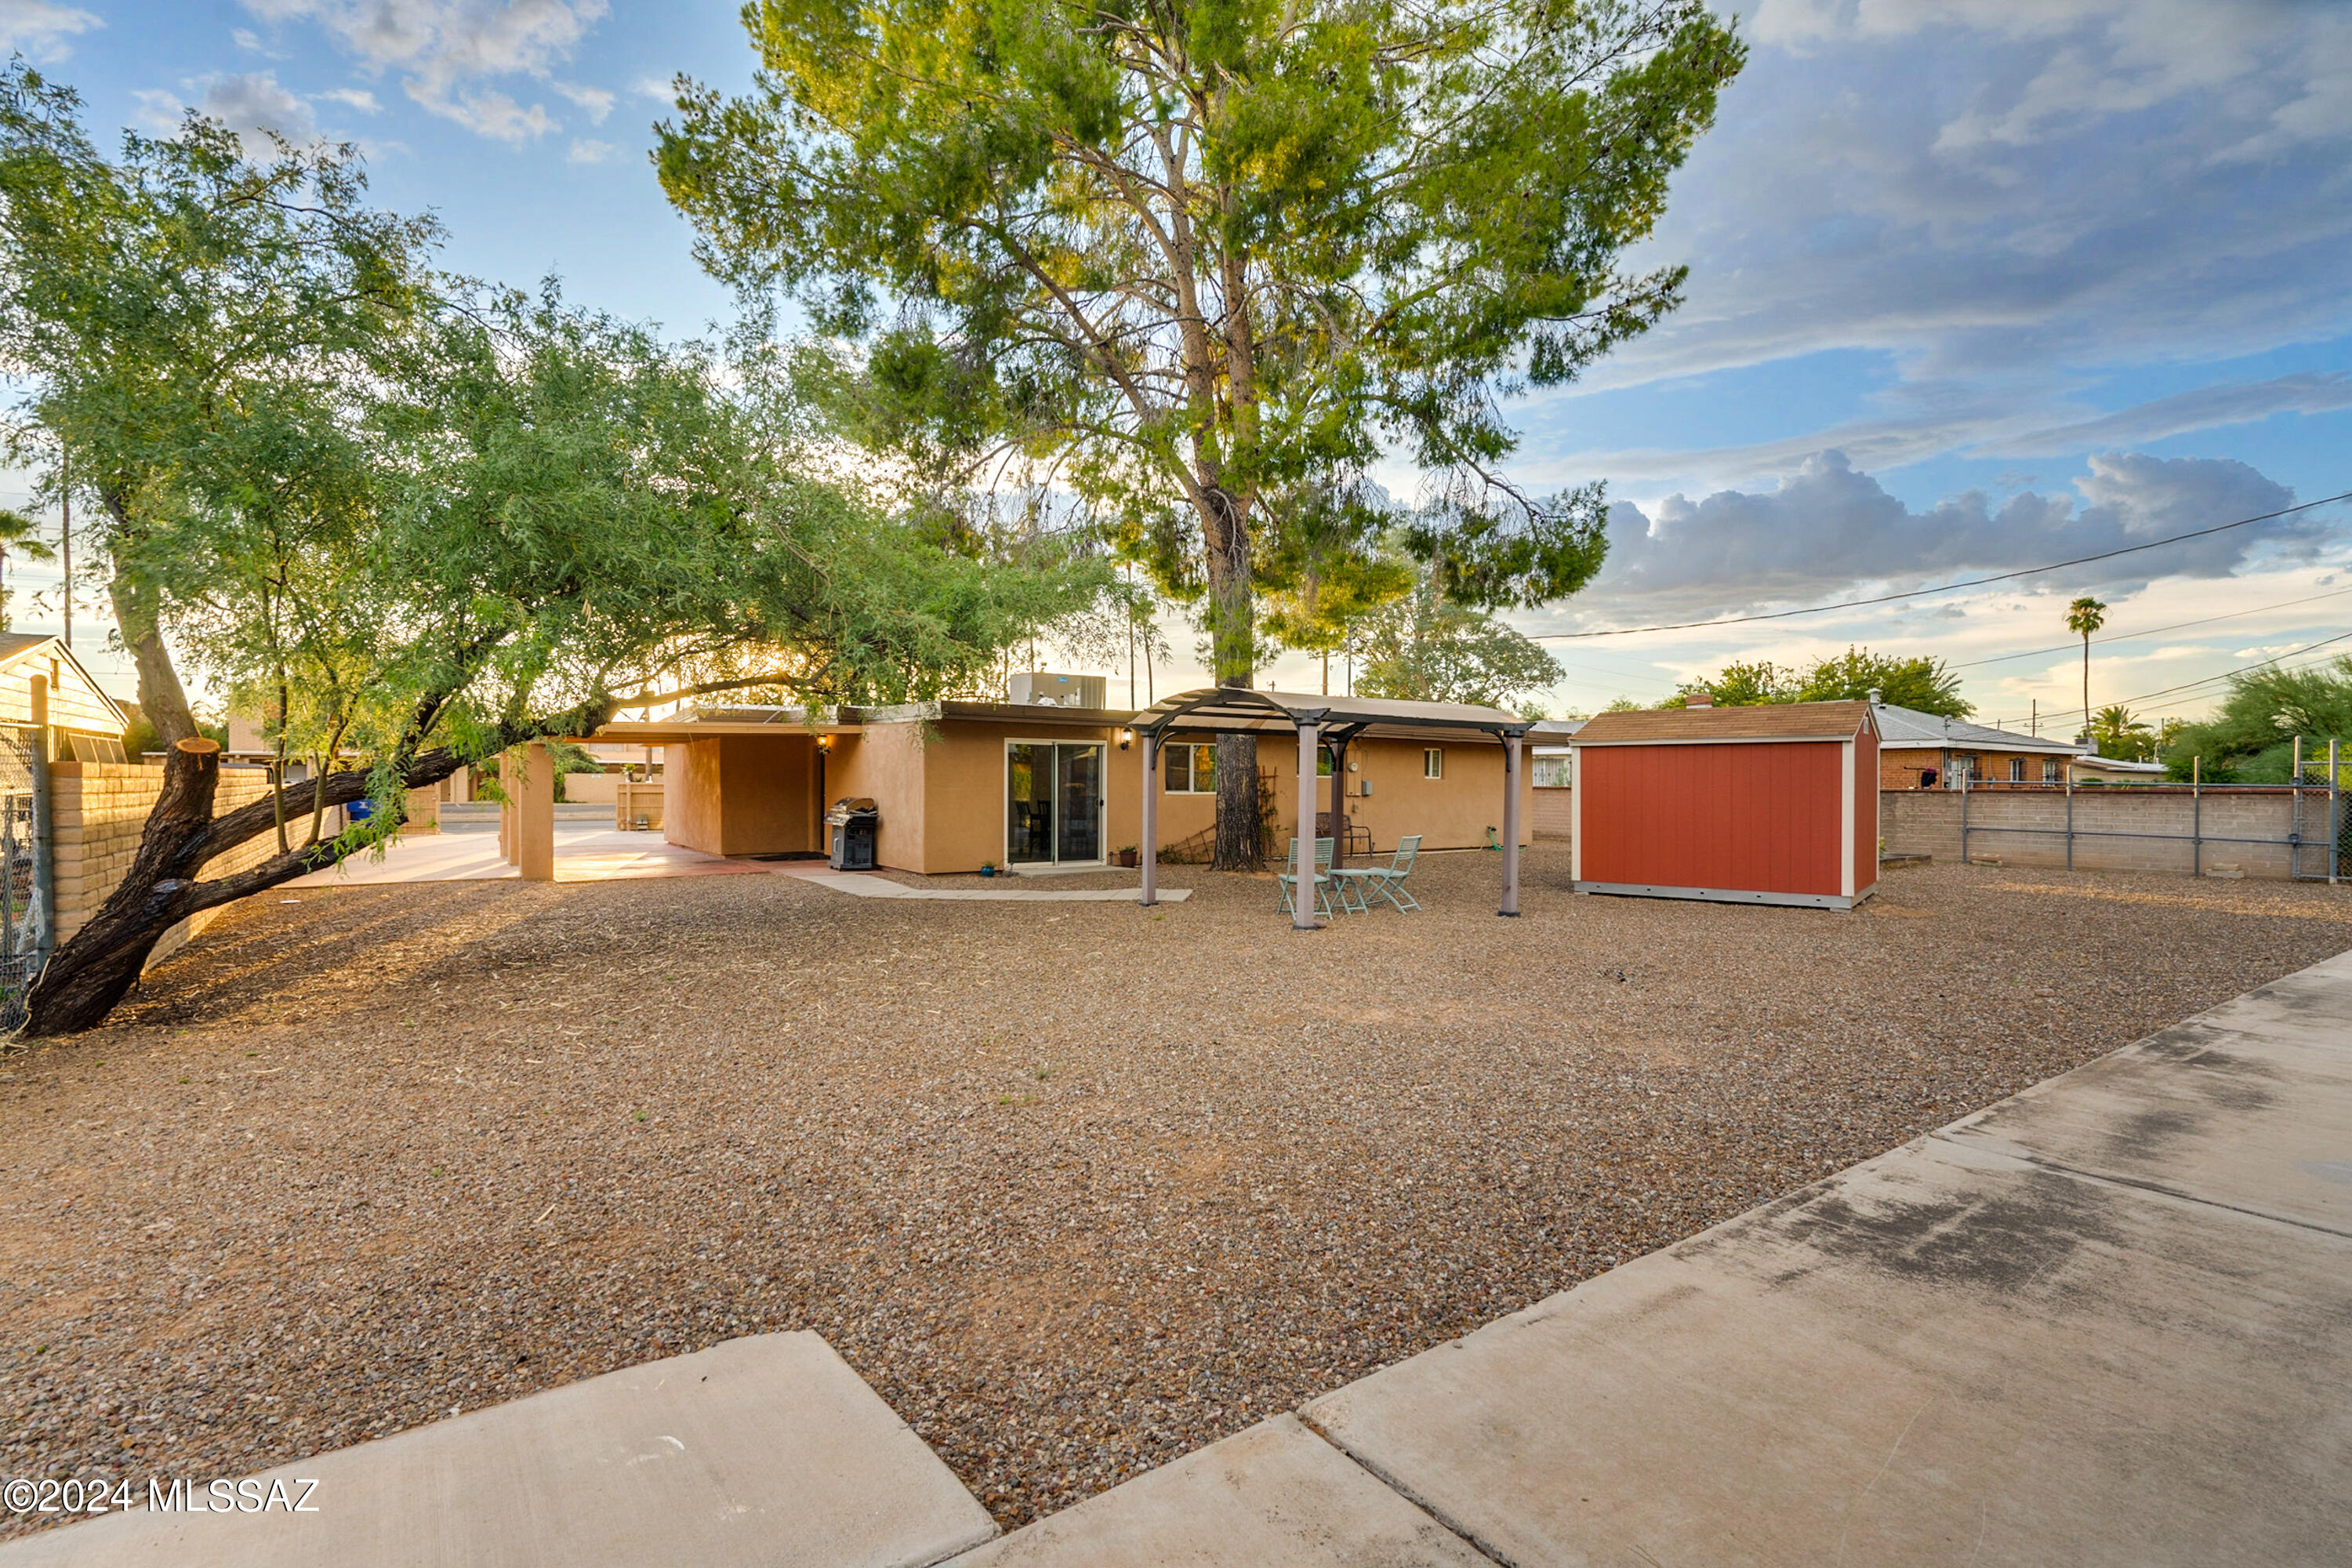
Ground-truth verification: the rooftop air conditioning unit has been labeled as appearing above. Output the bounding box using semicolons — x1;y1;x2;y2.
1007;672;1107;709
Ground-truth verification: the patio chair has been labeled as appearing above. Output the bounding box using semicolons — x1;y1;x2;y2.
1276;836;1337;919
1335;834;1422;913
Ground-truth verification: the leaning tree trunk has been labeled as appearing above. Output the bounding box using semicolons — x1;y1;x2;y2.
18;739;481;1037
22;737;223;1035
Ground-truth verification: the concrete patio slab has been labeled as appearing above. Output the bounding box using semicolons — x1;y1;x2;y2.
289;826;764;886
944;1415;1487;1568
0;1333;996;1568
779;866;1192;903
1305;1124;2352;1568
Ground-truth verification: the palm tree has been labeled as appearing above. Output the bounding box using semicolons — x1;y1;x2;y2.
2066;595;2107;735
2089;703;2152;760
0;509;55;632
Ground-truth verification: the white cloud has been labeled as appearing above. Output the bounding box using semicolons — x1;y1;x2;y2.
631;73;675;103
242;0;610;143
318;86;381;113
553;81;612;122
565;136;613;164
132;72;325;151
0;0;99;62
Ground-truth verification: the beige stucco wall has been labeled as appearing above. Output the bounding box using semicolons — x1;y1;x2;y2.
50;761;278;964
1255;734;1532;854
827;722;930;870
662;735;818;857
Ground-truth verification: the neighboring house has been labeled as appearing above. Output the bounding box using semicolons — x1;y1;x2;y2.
594;682;1536;873
1528;717;1584;840
2071;753;2169;784
1872;702;2082;789
0;633;130;760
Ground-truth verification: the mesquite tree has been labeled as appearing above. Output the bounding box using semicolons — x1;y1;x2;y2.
657;0;1742;863
0;72;1098;1033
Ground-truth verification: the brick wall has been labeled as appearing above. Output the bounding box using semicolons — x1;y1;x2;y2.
1880;786;2337;880
52;762;281;962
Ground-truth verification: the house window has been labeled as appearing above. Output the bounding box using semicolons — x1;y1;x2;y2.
1163;742;1217;794
1423;747;1444;779
2009;757;2027;782
1316;745;1335;778
1948;754;1978;786
1532;755;1571;788
2042;757;2061;782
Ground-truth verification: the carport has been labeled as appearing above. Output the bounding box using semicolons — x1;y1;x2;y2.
1127;688;1534;928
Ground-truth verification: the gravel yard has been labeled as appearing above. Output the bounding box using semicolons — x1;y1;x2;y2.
3;848;2347;1535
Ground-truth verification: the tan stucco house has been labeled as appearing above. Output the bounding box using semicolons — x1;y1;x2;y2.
594;694;1534;875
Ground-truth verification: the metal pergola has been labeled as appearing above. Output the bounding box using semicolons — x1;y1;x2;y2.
1128;688;1533;928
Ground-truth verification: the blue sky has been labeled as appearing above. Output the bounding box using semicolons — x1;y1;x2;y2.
2;0;2347;732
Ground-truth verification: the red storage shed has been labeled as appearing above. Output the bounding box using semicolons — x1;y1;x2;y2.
1568;699;1879;910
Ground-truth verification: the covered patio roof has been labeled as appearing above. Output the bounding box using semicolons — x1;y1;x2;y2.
1131;688;1530;743
1131;688;1530;927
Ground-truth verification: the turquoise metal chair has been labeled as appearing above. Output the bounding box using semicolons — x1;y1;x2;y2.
1276;836;1337;918
1335;834;1422;913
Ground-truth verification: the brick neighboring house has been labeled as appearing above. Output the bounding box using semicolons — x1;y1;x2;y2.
1874;702;2082;789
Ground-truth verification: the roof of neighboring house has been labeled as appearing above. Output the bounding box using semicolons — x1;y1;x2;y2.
2073;753;2169;775
1570;699;1874;746
0;631;49;663
0;633;129;737
1871;702;2082;755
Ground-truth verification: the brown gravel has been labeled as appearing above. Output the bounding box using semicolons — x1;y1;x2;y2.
2;849;2347;1536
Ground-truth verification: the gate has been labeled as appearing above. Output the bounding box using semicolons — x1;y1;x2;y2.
0;724;51;1030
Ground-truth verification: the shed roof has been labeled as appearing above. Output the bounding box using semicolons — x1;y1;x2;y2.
1571;699;1874;746
1131;687;1526;742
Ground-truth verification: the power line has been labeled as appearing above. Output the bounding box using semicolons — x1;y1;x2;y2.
1531;488;2352;641
1947;582;2352;671
1981;628;2352;730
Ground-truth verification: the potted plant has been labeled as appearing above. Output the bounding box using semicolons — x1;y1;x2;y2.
1115;844;1138;868
978;859;998;878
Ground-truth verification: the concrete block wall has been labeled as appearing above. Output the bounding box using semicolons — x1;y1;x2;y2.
1533;786;1573;841
1880;787;2336;880
52;762;280;957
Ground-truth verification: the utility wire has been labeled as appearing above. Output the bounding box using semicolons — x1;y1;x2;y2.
1946;582;2352;671
1532;489;2352;641
1980;629;2352;731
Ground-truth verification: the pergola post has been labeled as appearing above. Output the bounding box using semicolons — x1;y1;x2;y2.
517;739;556;883
1294;720;1321;929
1138;730;1160;907
1327;735;1348;869
1500;731;1522;917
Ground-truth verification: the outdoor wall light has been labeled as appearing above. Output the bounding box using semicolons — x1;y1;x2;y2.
815;735;833;752
1117;728;1134;750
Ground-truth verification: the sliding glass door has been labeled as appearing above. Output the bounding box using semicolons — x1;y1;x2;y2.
1006;742;1106;866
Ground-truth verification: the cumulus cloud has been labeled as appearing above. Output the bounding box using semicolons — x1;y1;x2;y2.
553;81;612;122
565;136;613;164
0;0;98;62
134;72;332;150
241;0;610;143
1588;451;2329;613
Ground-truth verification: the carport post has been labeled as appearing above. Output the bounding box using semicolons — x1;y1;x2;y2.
1294;720;1320;929
517;739;555;883
1500;733;1522;916
1138;730;1159;907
